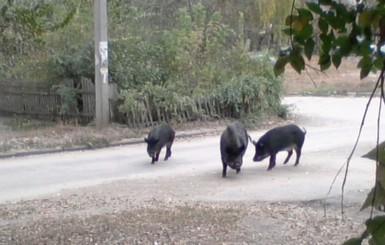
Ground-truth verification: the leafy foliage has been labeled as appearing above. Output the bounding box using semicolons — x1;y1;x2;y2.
275;0;384;79
46;44;94;82
34;0;93;83
361;142;385;211
0;0;78;79
278;1;385;244
52;84;78;117
112;3;284;123
2;0;299;82
0;1;286;123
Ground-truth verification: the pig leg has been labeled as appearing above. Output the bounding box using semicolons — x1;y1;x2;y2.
165;142;173;160
294;148;302;166
164;148;171;160
267;154;276;170
283;150;293;164
155;150;160;162
151;156;156;164
236;159;242;173
222;161;227;178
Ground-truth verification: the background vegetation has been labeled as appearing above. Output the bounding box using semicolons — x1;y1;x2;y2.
0;0;306;124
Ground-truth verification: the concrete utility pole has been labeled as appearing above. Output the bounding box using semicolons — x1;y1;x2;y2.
94;0;110;129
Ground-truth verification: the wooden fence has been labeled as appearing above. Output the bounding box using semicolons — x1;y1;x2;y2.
0;78;262;127
118;94;255;128
0;78;97;124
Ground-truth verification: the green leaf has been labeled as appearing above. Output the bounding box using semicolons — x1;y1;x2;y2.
325;10;336;20
304;39;315;60
318;18;329;33
285;15;297;26
319;53;331;71
358;56;372;79
360;66;372;79
361;185;385;211
342;237;363;245
336;36;352;56
379;169;385;191
297;8;313;21
292;35;306;45
366;216;385;244
282;28;292;36
306;2;323;15
335;18;347;32
289;54;305;74
320;33;333;48
346;9;358;23
358;39;374;56
327;12;342;30
332;52;342;69
373;56;384;70
293;15;309;32
334;3;348;18
274;56;290;77
297;24;313;40
319;0;332;5
363;141;385;164
358;11;374;28
362;26;373;40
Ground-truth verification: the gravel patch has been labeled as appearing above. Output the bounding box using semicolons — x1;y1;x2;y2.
0;178;372;245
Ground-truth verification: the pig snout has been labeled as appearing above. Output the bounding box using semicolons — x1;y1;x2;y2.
253;154;266;162
147;150;156;157
227;158;242;169
252;142;270;162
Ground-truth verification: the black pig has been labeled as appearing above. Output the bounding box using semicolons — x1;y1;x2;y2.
252;124;306;170
144;123;175;164
220;122;249;178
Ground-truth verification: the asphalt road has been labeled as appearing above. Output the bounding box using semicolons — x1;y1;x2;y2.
0;96;383;204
